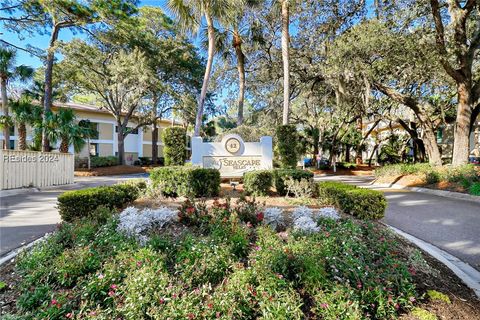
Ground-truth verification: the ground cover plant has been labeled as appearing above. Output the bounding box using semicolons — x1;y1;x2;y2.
375;163;480;196
4;196;425;320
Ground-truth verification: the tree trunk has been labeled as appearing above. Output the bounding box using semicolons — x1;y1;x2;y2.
42;25;60;152
18;123;27;150
281;0;290;125
152;123;158;165
194;12;215;137
117;129;126;165
422;124;442;166
59;136;69;153
1;77;10;149
345;145;350;163
452;83;473;166
355;118;363;164
233;28;246;126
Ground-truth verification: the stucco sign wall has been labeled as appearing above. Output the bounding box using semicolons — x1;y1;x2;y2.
191;134;273;178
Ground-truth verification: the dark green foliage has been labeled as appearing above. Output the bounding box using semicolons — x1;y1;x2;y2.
469;182;480;196
243;170;273;196
162;127;187;166
273;169;314;196
276;125;299;168
317;181;387;219
150;166;220;197
90;156;119;168
57;182;145;222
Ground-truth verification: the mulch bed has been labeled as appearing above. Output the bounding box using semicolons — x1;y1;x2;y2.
74;165;150;176
312;164;376;176
2;184;479;318
394;233;480;319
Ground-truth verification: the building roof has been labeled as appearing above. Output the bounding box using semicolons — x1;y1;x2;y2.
1;98;182;126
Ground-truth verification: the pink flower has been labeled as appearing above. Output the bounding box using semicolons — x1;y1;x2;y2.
216;312;221;318
51;299;58;306
408;267;416;275
108;290;115;297
246;222;253;228
89;311;97;316
394;303;400;310
66;312;73;318
159;298;165;304
207;303;213;309
110;284;118;290
409;297;416;303
188;313;195;319
136;261;142;267
186;207;195;214
320;303;329;309
357;282;362;289
97;274;104;280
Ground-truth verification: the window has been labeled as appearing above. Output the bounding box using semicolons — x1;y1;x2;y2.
90;143;99;156
9;126;14;136
436;128;443;144
89;122;99;140
9;139;15;149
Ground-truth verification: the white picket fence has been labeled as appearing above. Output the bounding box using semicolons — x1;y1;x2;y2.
0;150;74;190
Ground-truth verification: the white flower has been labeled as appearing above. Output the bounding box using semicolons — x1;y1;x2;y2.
315;207;340;220
117;206;178;244
292;206;314;220
293;216;320;233
263;207;284;229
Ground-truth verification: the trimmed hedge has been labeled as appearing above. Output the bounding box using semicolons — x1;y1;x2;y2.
273;169;314;196
317;181;387;219
276;125;298;168
57;180;146;222
162;127;187;166
150;166;220;197
90;156;119;168
243;170;273;196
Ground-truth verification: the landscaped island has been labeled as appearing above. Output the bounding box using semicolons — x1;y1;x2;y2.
1;169;478;319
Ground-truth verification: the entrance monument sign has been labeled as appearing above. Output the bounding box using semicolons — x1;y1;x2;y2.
191;134;273;178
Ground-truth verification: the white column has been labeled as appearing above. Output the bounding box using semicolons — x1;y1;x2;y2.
260;136;273;169
138;129;143;157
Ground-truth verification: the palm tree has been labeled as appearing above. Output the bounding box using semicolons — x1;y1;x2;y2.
168;0;235;136
216;0;262;126
54;108;90;153
0;48;34;149
10;96;42;150
281;0;290;125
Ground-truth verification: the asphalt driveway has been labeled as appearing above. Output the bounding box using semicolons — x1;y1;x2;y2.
0;174;147;256
315;175;480;271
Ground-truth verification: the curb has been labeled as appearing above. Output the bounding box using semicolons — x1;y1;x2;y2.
387;225;480;299
0;234;50;266
371;182;480;204
0;183;80;198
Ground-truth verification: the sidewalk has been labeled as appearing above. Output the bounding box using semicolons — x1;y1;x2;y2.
0;174;147;256
315;175;480;271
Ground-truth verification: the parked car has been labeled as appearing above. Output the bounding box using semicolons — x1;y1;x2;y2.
469;156;480;165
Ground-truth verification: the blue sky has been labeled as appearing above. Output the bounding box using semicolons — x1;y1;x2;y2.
2;0;168;68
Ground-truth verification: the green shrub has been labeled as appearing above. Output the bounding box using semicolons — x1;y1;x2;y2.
243;170;273;196
276;125;299;168
375;163;434;178
343;188;387;219
469;182;480;196
90;156;119;168
273;169;314;196
317;181;387;219
162;126;187;166
57;183;141;222
150;166;220;197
